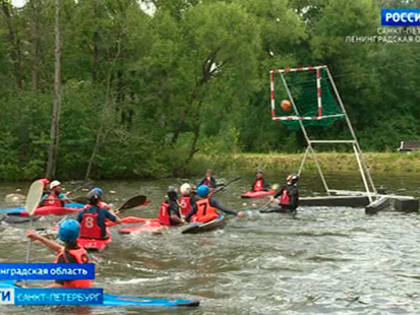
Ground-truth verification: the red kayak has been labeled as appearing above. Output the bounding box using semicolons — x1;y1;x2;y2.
118;220;164;235
77;229;112;252
106;216;159;227
18;206;82;217
241;190;275;199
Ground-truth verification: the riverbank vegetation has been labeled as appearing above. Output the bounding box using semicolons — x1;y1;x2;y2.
189;152;420;178
0;0;419;180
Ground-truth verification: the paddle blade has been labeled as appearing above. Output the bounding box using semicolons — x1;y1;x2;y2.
25;180;44;215
211;176;242;196
118;195;147;212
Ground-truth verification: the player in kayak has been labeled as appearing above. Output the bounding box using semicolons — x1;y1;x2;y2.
185;185;245;223
251;169;270;192
39;180;70;207
179;183;193;217
158;186;185;226
198;169;224;190
261;174;299;214
88;187;112;209
77;189;122;239
26;219;92;288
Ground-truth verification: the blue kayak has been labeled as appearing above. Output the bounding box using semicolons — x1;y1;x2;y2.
0;202;85;215
0;280;199;307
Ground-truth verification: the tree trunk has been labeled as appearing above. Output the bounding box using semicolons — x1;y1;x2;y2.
184;112;201;165
92;30;99;83
173;104;201;176
46;0;61;179
1;0;23;89
30;0;41;90
171;50;219;145
85;124;103;180
85;41;121;180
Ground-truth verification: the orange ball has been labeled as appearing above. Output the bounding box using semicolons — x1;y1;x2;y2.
280;100;292;112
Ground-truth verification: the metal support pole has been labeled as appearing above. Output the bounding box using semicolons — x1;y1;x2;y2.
353;144;372;203
325;67;376;194
309;145;330;194
298;145;310;176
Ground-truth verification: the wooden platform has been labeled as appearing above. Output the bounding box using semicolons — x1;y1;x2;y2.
300;192;419;214
300;196;370;208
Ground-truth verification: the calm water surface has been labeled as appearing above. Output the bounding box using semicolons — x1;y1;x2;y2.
0;173;420;314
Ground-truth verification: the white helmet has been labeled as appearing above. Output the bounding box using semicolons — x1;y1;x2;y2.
180;183;192;196
50;180;61;189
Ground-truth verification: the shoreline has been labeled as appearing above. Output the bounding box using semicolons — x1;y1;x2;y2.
2;152;420;182
189;152;420;176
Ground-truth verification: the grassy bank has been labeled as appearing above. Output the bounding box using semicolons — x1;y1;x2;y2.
189;152;420;176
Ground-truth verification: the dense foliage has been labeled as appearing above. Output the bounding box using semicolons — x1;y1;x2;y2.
0;0;418;180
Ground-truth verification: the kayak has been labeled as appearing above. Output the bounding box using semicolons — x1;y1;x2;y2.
77;229;112;252
2;215;41;224
43;216;159;238
18;206;82;217
0;280;199;307
1;202;85;216
118;220;164;235
181;215;227;234
107;216;159;227
241;190;275;199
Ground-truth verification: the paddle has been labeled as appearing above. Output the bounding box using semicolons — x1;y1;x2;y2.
105;195;149;227
71;195;89;205
24;180;44;264
210;176;242;197
65;181;93;197
116;194;147;214
256;199;273;212
63;182;94;204
271;184;280;190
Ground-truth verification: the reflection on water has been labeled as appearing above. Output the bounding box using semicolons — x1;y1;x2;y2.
0;173;420;314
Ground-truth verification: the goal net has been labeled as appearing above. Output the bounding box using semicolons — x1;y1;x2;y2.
270;66;345;130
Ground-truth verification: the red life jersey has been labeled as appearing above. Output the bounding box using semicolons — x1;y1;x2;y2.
253;179;264;192
54;247;91;288
280;189;291;205
178;196;191;217
194;198;219;223
44;193;63;207
80;209;102;239
158;202;170;226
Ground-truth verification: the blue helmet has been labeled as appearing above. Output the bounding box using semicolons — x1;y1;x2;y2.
91;187;103;197
58;219;80;242
197;185;210;197
87;187;102;204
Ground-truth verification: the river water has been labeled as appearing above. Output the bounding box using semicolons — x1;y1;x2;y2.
0;173;420;314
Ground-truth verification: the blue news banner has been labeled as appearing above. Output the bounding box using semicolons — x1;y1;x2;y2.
0;288;103;305
382;9;420;26
0;263;103;305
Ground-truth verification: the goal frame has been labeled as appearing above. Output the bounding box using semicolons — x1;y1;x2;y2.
270;65;376;202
